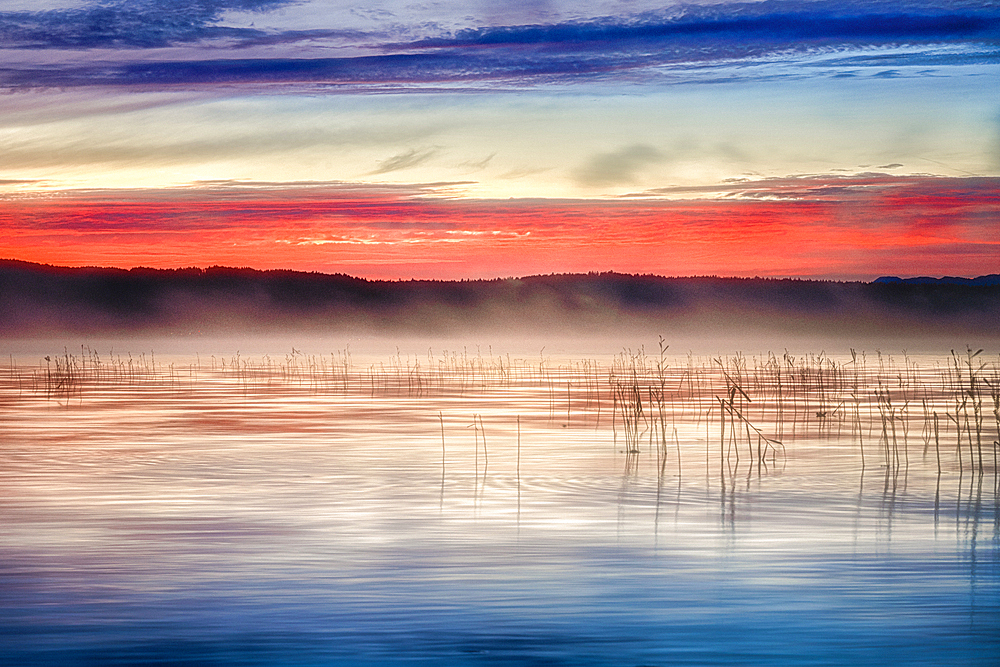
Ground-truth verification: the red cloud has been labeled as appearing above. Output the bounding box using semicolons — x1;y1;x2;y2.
2;176;997;280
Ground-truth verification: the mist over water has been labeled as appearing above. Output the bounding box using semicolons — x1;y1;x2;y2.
1;333;998;665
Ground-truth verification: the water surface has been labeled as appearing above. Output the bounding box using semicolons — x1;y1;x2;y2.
1;345;998;665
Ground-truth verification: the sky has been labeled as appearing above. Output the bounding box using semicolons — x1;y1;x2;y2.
0;0;998;280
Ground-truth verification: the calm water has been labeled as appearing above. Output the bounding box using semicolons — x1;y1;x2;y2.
1;344;998;665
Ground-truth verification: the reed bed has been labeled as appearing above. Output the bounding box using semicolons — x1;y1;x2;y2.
3;343;999;481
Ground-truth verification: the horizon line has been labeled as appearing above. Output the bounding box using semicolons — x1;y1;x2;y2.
3;258;997;286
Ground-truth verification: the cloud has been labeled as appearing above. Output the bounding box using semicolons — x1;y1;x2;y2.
3;175;998;281
413;2;1000;49
3;1;998;90
0;0;291;49
0;50;627;90
631;173;1000;205
6;0;999;54
369;149;439;175
459;153;496;171
573;144;663;188
0;99;450;172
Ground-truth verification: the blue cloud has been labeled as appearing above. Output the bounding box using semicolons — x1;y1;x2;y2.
1;1;998;89
0;50;630;88
417;7;1000;48
0;0;290;48
6;1;999;52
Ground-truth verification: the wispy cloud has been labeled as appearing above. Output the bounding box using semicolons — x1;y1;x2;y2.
2;1;997;90
412;5;1000;49
629;173;1000;202
370;148;439;175
0;0;290;49
458;153;496;171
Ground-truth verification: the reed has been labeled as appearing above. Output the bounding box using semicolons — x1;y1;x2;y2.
13;341;998;483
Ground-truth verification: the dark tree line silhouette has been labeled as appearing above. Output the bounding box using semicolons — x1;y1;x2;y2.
1;260;998;336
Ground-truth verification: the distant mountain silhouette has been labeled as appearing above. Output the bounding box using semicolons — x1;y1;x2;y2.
2;260;998;337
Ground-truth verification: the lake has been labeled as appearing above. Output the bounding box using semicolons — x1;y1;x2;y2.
1;340;998;665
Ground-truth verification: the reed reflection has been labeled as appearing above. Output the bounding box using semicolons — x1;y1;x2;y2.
1;342;998;666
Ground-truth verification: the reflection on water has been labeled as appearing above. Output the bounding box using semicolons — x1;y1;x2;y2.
1;344;998;665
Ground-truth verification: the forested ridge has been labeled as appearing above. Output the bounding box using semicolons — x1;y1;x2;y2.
2;260;998;336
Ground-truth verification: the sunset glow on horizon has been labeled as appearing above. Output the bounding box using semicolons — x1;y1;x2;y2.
3;174;998;280
1;1;998;280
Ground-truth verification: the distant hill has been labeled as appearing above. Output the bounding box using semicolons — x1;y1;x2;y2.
1;260;999;338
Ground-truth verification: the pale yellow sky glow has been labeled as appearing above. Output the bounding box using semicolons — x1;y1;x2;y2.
1;71;995;199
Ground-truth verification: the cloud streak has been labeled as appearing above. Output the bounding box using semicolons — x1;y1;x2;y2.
2;1;998;90
0;0;289;49
370;148;439;175
415;5;1000;48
